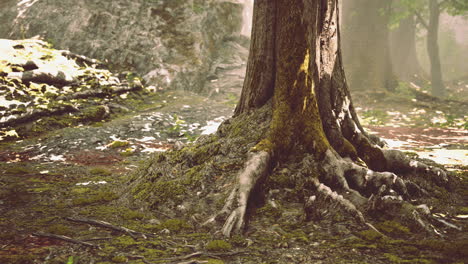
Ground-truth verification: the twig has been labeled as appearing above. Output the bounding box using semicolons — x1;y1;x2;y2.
65;216;153;239
160;251;247;263
32;232;99;248
81;237;113;242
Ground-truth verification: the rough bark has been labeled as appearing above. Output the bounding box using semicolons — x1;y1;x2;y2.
427;0;445;97
234;1;277;115
342;0;398;92
390;15;426;81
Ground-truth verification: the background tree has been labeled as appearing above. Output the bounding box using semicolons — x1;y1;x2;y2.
401;0;468;96
341;0;398;93
125;0;453;237
389;2;426;82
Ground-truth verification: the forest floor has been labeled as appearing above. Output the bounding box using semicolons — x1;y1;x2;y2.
1;41;467;263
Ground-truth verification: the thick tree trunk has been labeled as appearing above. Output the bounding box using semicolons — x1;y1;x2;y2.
342;0;398;92
390;15;426;81
125;0;453;238
427;0;445;97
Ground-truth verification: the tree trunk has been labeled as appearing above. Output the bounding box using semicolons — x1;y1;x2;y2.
124;0;452;238
390;15;426;81
342;0;398;92
427;0;445;97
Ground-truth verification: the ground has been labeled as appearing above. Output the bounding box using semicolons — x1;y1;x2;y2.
0;45;467;263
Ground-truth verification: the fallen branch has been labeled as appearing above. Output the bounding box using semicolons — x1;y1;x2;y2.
65;217;153;239
32;232;99;248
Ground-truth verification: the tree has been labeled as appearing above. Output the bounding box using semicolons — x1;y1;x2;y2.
406;0;468;96
341;0;398;92
124;0;452;237
389;12;425;81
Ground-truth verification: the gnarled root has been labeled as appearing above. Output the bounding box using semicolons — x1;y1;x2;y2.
309;149;456;236
205;151;271;237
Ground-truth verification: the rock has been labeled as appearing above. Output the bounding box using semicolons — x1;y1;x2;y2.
0;0;245;93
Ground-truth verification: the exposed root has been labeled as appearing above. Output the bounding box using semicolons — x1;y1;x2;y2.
204;151;271;237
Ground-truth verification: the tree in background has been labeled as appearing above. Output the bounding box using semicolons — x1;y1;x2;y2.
398;0;467;96
125;0;455;238
342;0;398;93
389;3;426;82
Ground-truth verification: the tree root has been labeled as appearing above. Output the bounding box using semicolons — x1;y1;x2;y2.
216;147;457;237
205;151;271;237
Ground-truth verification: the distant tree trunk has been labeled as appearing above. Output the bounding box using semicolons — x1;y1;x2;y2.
342;0;398;92
390;15;425;81
427;0;445;97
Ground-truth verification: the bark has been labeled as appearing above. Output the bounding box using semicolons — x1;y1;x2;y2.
342;0;398;92
234;1;277;115
427;0;445;97
390;15;426;81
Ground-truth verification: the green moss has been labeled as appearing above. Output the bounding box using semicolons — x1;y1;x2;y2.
120;148;134;157
72;191;118;206
121;209;145;220
159;219;191;232
109;140;129;149
89;167;112;176
79;105;107;122
32;115;75;135
111;256;127;263
204;259;225;264
132;180;186;204
374;221;411;237
71;187;90;194
47;224;73;236
419;239;468;259
384;253;405;263
356;229;384;242
257;203;282;219
5;166;31;175
205;240;232;252
0;254;36;264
